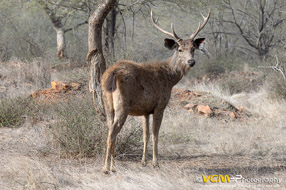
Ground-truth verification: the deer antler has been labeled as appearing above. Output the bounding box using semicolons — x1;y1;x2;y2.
190;11;211;40
151;10;182;42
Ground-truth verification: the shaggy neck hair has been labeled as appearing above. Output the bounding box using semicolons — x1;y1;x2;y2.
165;52;190;84
154;53;190;87
169;52;190;75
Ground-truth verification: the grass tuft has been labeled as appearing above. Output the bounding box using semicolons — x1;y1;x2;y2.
51;93;143;158
0;97;33;128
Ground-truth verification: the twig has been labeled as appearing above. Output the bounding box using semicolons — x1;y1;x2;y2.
64;20;88;33
259;55;286;81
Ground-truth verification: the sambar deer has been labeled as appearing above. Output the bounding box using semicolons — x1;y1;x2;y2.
101;10;210;173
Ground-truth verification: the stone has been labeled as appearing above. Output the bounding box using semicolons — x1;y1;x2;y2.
184;103;197;110
197;105;212;117
31;81;82;102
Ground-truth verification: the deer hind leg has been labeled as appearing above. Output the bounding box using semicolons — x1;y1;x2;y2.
141;115;150;166
104;111;128;174
152;109;164;168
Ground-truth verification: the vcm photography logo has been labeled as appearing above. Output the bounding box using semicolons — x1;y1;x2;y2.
195;175;282;184
201;175;230;183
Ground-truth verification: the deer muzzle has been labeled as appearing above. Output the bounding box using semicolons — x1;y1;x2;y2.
188;59;196;67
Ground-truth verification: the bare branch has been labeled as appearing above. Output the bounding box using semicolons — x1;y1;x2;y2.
222;0;286;58
259;55;286;81
64;20;88;33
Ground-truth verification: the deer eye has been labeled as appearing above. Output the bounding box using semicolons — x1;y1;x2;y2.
178;49;183;52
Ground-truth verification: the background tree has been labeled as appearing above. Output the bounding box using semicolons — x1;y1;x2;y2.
36;0;94;59
222;0;286;60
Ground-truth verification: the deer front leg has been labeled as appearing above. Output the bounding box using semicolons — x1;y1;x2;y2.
152;110;164;168
141;115;150;166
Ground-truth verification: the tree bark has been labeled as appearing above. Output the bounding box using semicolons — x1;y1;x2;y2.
55;27;66;59
38;1;89;60
105;6;117;55
39;1;67;59
87;0;117;116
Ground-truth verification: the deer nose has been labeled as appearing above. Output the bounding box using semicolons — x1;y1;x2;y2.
188;59;196;67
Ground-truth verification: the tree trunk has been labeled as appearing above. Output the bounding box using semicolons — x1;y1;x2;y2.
105;6;116;55
39;2;67;59
55;27;66;59
87;0;117;116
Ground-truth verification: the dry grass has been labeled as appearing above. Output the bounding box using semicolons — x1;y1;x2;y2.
0;97;33;128
0;99;285;189
0;61;286;189
49;92;143;158
0;58;51;99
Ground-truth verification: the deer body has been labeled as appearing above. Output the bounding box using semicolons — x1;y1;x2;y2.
101;11;210;173
102;59;183;115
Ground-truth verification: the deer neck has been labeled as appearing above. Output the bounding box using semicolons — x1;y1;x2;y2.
165;53;189;86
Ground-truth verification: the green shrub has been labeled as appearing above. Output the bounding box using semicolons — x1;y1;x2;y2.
0;97;32;128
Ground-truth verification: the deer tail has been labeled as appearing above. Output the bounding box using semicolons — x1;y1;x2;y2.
104;71;117;92
103;72;117;124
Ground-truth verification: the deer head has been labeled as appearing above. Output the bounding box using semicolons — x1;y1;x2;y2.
151;10;210;74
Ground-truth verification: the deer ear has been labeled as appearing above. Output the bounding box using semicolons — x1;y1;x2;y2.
194;38;205;49
164;38;178;50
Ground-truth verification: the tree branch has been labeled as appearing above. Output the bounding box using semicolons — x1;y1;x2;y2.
64;20;88;33
259;55;286;81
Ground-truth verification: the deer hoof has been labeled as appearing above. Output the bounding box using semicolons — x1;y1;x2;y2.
152;161;160;169
141;160;147;167
111;168;116;173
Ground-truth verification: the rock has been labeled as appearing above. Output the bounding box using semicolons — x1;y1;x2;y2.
197;105;213;117
229;112;236;119
51;81;68;91
215;110;236;119
31;89;55;98
51;81;81;91
184;103;197;110
31;81;82;102
193;92;202;97
171;88;249;120
71;82;81;90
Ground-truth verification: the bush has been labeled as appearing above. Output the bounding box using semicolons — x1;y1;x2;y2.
188;55;245;79
265;73;286;99
116;118;143;156
256;54;286;99
21;58;51;89
52;93;142;158
0;97;33;128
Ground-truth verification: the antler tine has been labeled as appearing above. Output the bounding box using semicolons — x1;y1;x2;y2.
171;23;181;41
190;11;211;40
151;10;181;41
